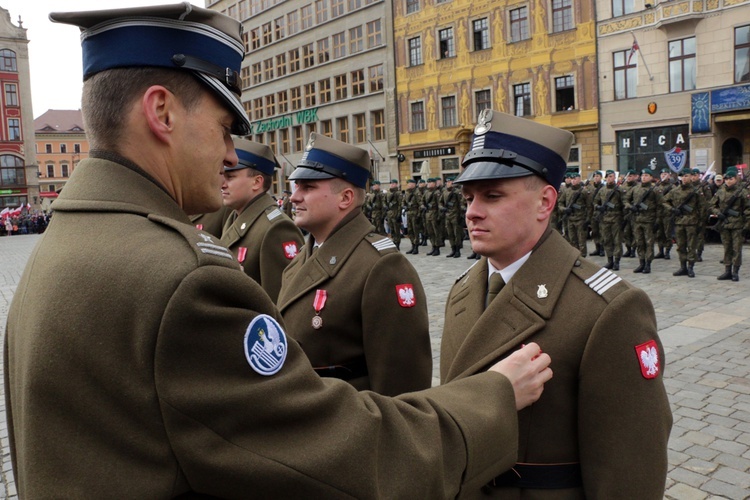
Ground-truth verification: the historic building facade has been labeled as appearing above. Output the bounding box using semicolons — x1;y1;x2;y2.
208;0;398;190
597;0;750;176
393;0;599;184
0;7;37;210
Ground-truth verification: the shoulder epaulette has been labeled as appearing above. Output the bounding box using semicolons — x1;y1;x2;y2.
582;267;622;295
455;258;481;283
148;214;236;266
365;233;397;254
266;208;283;221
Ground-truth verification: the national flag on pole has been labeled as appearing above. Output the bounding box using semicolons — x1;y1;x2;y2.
0;208;9;220
627;39;639;65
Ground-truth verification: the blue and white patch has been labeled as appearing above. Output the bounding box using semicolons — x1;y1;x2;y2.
244;314;288;376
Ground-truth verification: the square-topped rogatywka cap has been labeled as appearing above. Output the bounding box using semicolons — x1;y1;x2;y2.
288;133;371;189
226;138;279;175
49;2;250;135
456;109;574;189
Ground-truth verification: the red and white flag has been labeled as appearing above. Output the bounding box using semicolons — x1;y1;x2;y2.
627;39;639;65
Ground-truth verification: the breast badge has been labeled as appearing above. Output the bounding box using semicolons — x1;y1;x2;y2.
537;284;548;299
244;314;288;376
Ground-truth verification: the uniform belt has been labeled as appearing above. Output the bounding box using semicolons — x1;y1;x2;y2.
313;358;368;381
487;462;582;489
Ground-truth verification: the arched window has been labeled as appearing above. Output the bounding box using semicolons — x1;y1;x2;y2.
0;49;17;72
0;155;24;186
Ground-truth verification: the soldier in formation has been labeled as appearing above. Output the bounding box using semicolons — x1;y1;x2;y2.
558;171;590;257
663;167;707;278
365;180;386;235
441;176;464;258
385;178;403;250
620;170;639;258
654;168;675;260
586;171;605;256
422;177;443;255
624;168;661;274
709;167;750;281
593;170;625;270
403;179;421;254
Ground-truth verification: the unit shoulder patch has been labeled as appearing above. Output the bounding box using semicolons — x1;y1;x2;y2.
244;314;288;376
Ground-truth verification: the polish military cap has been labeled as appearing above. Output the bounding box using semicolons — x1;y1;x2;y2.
225;138;279;175
372;180;381;185
445;176;456;182
724;169;737;178
606;170;616;176
570;171;581;178
407;178;416;184
627;169;637;176
390;179;399;183
714;174;724;181
692;168;701;174
456;110;574;188
289;133;371;189
641;168;653;175
49;2;250;135
417;179;426;184
678;168;692;176
660;168;670;174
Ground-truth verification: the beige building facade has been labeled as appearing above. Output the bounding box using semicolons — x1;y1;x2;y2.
207;0;398;191
598;0;750;176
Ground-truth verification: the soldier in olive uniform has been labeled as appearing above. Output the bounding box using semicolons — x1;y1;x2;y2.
219;139;304;302
663;167;707;277
558;171;590;257
594;170;625;270
5;6;555;497
621;169;639;257
441;176;463;258
654;168;675;260
403;178;421;254
441;110;671;498
417;178;428;245
423;177;442;255
365;180;386;235
585;171;605;256
692;168;713;262
624;168;662;274
278;134;432;396
281;189;294;219
384;178;403;249
557;173;572;238
709;168;750;281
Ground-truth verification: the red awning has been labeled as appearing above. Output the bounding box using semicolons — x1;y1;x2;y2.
39;192;59;198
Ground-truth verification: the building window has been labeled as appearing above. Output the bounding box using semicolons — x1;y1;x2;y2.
304;83;317;107
62;164;69;178
406;0;420;14
4;84;17;107
243;31;250;52
350;26;364;54
263;58;274;80
441;96;457;127
267;131;277;155
473;18;490;51
552;0;573;32
307;123;317;136
331;0;345;17
669;37;696;93
303;43;315;68
349;0;363;9
244;100;252;119
293;126;304;152
265;94;276;116
514;83;531;116
335;74;348;100
241;67;251;88
411;101;425;131
281;129;290;154
291;87;302;110
408;37;423;66
322;119;333;137
253;97;264;120
319;78;331;103
60;144;67;154
0;50;17;72
369;64;384;92
612;0;635;17
301;4;313;29
475;89;491;118
371;110;385;141
0;155;24;187
239;1;249;19
276;54;287;77
510;7;530;42
735;26;750;83
8;118;20;141
252;62;262;84
289;48;300;72
287;11;299;35
250;28;260;50
613;49;637;100
439;27;455;58
442;157;460;172
354;113;367;143
352;70;365;96
274;17;285;40
278;90;289;113
367;20;382;48
47;164;55;178
316;0;328;23
333;32;347;59
45;144;52;154
74;144;81;153
318;38;331;63
262;22;272;45
554;75;575;111
337;116;350;142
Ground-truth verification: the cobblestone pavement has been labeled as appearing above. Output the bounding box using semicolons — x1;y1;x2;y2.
1;234;749;498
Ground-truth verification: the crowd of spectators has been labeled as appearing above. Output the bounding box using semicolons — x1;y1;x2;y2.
1;212;51;236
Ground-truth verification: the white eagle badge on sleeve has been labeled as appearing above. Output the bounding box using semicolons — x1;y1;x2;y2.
396;284;416;308
635;340;660;379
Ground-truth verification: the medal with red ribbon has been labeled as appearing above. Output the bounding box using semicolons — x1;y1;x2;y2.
237;247;247;272
312;289;327;329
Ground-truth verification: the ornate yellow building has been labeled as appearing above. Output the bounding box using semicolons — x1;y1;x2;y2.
394;0;600;183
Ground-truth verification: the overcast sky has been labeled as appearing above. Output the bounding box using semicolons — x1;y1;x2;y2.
1;0;175;118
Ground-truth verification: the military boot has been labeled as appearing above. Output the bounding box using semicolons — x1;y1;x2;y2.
453;247;461;258
643;260;651;274
411;244;418;255
732;266;740;282
673;262;688;276
717;266;732;280
467;251;477;259
687;262;695;278
597;244;605;256
613;258;620;271
696;251;703;262
664;248;671;260
445;246;456;258
654;247;665;259
432;246;440;256
604;256;614;269
625;246;634;258
634;260;645;273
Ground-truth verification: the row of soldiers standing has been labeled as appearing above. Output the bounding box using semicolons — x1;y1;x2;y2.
555;166;750;280
363;177;467;258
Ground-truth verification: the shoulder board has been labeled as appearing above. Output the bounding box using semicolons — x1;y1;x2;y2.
148;214;237;267
455;258;481;283
365;233;397;254
572;261;624;297
266;208;283;221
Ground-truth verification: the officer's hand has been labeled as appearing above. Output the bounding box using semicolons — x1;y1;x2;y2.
488;342;552;410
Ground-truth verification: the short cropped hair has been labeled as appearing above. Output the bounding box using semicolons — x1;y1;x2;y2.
82;67;206;150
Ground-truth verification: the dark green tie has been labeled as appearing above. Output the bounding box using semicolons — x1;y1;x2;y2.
486;273;505;307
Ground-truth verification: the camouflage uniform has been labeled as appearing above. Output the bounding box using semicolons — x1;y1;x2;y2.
558;179;590;257
624;172;662;273
662;171;707;278
593;175;624;270
709;171;750;281
440;180;463;258
385;182;403;249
